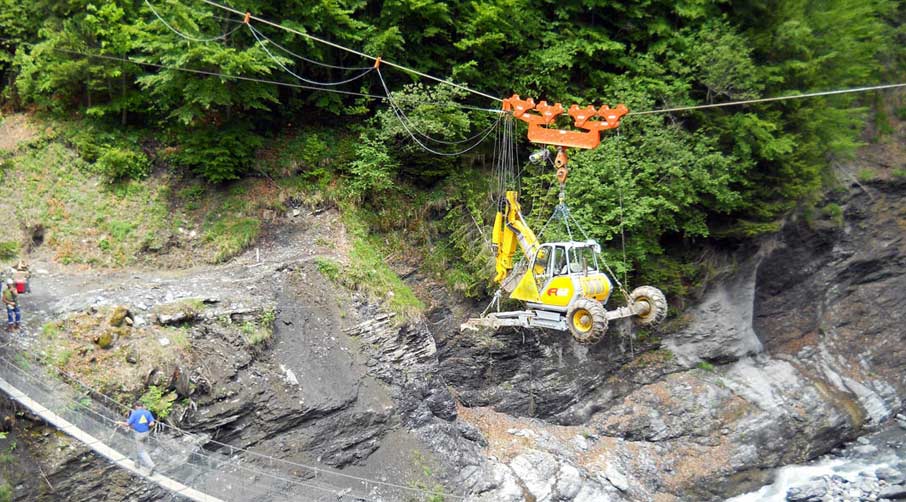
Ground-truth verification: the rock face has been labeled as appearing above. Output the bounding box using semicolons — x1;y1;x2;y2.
754;179;906;424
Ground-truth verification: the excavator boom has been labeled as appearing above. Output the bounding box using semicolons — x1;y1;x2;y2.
492;191;539;286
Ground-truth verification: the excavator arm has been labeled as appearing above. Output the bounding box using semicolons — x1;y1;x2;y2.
492;191;540;285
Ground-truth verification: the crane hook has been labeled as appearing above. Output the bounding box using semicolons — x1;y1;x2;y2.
555;147;568;184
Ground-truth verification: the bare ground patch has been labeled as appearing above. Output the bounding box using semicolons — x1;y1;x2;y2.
0;114;37;152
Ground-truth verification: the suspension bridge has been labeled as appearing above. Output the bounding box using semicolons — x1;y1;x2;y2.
0;348;456;502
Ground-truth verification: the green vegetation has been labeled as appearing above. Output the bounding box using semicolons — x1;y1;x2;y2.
34;307;195;403
242;321;271;346
240;308;276;346
0;0;903;302
821;203;845;226
696;361;716;372
341;208;425;319
2;140;170;266
857;169;877;183
139;385;176;419
316;258;342;282
40;321;73;367
409;451;448;502
203;216;261;263
0;481;11;502
0;241;17;260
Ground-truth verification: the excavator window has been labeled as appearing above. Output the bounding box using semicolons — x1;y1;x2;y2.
573;246;599;274
553;246;568;276
533;246;552;280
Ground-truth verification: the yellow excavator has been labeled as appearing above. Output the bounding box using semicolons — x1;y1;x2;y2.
461;95;667;344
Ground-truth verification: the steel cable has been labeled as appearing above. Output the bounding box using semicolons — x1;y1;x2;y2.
198;0;502;103
377;68;502;146
376;69;499;156
145;0;245;43
0;353;374;501
629;82;906;115
248;24;375;87
245;24;372;71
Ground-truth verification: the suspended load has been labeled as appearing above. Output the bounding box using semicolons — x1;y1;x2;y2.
462;95;667;344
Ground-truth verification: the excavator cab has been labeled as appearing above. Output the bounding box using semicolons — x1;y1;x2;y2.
523;242;612;308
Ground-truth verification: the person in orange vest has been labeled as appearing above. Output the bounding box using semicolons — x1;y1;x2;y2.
2;279;20;331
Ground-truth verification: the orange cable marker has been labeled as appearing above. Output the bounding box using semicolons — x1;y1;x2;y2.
373;56;382;69
243;12;251;24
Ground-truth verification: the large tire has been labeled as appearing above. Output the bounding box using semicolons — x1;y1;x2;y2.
566;298;608;345
629;286;667;327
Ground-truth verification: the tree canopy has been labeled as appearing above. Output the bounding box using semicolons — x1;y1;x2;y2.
1;0;902;289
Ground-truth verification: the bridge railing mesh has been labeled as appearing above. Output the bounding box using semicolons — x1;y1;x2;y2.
0;351;436;502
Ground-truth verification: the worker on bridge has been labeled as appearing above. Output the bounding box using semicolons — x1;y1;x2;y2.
118;402;157;476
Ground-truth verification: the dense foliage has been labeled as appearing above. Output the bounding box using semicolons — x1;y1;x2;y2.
1;0;903;294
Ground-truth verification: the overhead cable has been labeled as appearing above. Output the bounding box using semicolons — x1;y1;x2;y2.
376;69;500;156
144;0;244;43
0;38;506;115
198;0;502;103
245;23;373;71
378;70;503;146
247;24;374;87
630;82;906;115
48;45;389;100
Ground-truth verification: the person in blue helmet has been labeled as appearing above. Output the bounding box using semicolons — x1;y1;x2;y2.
117;401;157;475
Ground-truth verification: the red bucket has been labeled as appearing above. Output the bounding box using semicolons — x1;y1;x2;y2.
14;281;25;294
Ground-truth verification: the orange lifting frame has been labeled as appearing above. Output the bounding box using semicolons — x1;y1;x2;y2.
502;94;628;150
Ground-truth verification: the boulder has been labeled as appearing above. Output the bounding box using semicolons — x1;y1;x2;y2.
109;306;131;327
880;485;906;500
875;466;902;482
94;331;114;349
786;480;828;501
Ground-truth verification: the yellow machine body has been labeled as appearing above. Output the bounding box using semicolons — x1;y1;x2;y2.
493;190;613;308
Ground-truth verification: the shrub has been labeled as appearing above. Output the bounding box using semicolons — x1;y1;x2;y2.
139;385;176;419
821;203;844;226
0;241;18;260
315;258;341;282
168;125;263;183
696;361;715;372
94;146;151;181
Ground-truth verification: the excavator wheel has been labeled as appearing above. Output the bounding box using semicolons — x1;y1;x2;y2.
629;286;668;327
566;298;608;345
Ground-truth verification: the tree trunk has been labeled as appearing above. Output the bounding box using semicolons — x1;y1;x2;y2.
121;60;128;126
